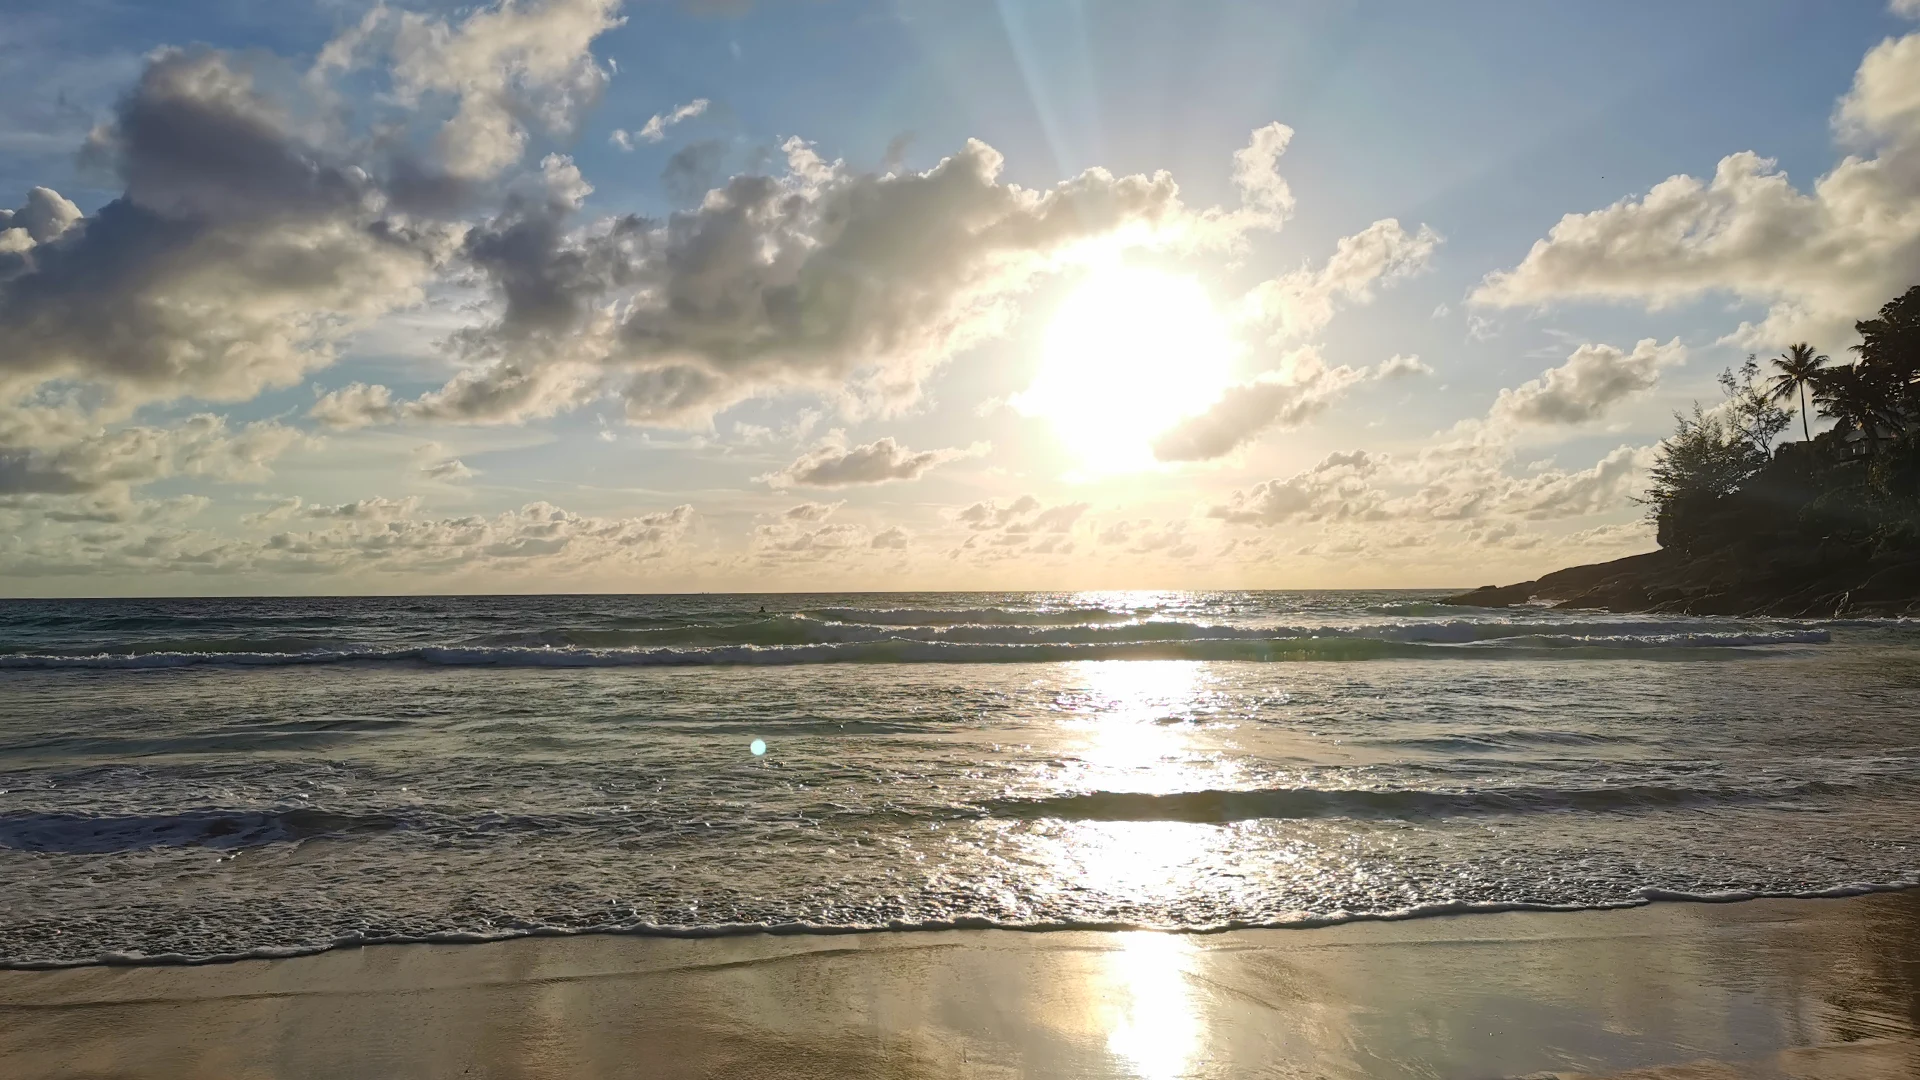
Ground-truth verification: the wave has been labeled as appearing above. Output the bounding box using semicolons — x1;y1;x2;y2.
0;808;404;854
804;606;1149;626
0;632;1829;670
5;881;1913;970
979;781;1852;823
0;618;1831;671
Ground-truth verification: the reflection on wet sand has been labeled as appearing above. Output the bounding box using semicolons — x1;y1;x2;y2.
3;892;1918;1078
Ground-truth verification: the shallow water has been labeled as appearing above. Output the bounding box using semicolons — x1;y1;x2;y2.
0;591;1916;966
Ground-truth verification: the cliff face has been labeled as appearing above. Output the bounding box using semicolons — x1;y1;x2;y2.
1442;548;1920;618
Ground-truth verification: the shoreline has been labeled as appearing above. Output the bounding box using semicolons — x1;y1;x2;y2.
5;892;1918;1078
6;879;1918;972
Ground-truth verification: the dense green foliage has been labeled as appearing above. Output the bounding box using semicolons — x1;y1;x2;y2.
1643;287;1920;556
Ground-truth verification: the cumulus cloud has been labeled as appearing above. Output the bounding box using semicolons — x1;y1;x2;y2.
611;98;709;149
300;496;423;521
1490;338;1685;426
5;499;695;580
1499;444;1655;520
1239;218;1440;341
1377;353;1432;379
382;0;626;179
871;525;909;550
1153;348;1421;462
1898;0;1920;16
0;415;304;496
0;0;626;467
357;123;1302;430
1206;450;1386;526
945;495;1086;558
0;49;455;420
760;434;986;488
782;500;841;521
1096;517;1195;557
1473;29;1920;347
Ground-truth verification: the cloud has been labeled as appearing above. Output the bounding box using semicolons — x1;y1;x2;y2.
385;0;626;179
660;138;728;203
1473;29;1920;347
1897;0;1920;19
871;525;909;550
1096;517;1195;557
1;0;626;464
1376;353;1432;379
782;500;841;521
1496;444;1655;520
1239;218;1440;341
0;48;457;421
1153;347;1417;462
946;495;1088;560
300;496;423;521
1230;122;1296;218
364;124;1295;429
760;434;986;488
1206;450;1386;526
5;498;697;580
0;414;304;496
1489;338;1685;426
611;98;710;149
422;457;474;481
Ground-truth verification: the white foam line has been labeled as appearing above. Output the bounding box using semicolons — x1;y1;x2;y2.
5;880;1913;971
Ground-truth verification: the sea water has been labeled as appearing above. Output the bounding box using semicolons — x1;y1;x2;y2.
0;591;1915;966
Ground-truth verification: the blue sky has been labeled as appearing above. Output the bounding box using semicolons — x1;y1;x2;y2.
2;0;1916;595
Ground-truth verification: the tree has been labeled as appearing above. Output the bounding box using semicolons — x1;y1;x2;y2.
1639;361;1789;550
1766;343;1829;442
1813;363;1894;455
1851;285;1920;424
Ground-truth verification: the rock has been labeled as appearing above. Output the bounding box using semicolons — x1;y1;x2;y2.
1439;546;1920;617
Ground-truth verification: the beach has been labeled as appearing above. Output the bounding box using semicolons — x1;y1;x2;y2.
4;892;1917;1079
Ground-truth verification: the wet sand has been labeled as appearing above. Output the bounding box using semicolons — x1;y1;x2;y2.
2;892;1917;1079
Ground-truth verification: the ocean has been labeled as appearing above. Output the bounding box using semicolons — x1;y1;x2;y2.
0;591;1915;967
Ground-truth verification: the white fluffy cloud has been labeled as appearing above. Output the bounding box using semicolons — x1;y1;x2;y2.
1474;30;1920;347
1153;349;1430;462
1206;451;1385;525
761;434;986;488
385;0;626;179
1490;338;1685;426
1239;218;1440;342
611;98;709;149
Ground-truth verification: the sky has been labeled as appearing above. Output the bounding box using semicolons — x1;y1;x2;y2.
3;0;1919;596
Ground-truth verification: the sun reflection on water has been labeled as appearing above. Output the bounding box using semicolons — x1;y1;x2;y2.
1102;931;1205;1080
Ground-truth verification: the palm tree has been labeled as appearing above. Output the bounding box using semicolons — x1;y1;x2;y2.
1813;363;1893;456
1766;343;1829;442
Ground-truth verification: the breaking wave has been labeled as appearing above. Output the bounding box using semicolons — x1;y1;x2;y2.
0;620;1830;670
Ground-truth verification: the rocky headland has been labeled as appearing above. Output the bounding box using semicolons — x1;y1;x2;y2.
1442;548;1920;617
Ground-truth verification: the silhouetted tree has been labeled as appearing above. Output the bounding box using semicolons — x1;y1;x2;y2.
1851;285;1920;421
1766;343;1830;442
1641;360;1789;550
1814;363;1894;456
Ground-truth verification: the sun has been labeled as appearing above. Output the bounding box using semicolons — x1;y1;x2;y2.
1017;265;1237;473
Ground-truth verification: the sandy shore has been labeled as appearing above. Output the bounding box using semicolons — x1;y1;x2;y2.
2;893;1918;1079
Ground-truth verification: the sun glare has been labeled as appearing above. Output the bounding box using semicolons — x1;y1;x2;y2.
1018;266;1237;473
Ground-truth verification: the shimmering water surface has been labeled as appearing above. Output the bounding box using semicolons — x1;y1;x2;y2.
1;591;1916;966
